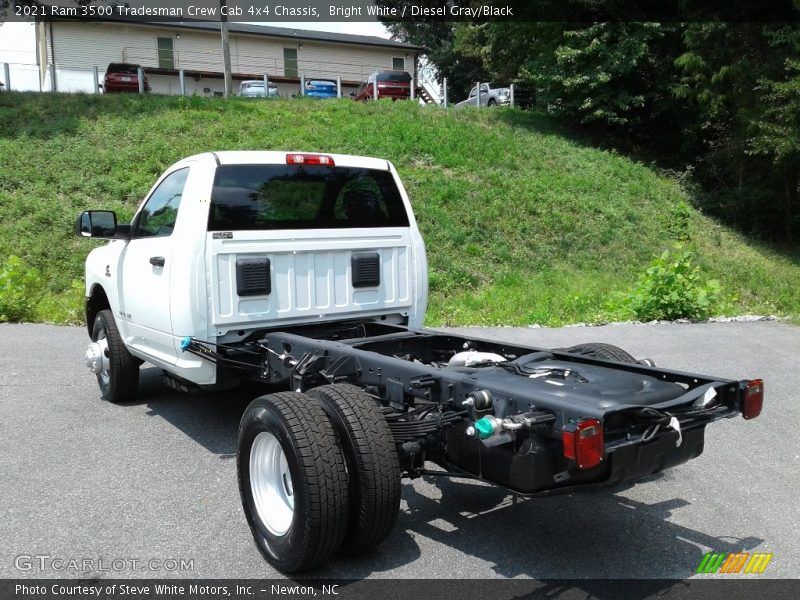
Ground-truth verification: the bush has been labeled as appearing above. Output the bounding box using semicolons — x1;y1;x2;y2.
35;279;85;325
0;255;40;322
626;246;723;321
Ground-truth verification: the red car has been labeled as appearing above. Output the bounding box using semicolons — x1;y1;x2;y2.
103;63;150;93
353;70;412;101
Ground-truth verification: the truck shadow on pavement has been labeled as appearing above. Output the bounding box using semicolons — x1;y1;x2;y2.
134;367;763;586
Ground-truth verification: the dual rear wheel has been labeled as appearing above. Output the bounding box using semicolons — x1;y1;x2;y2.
237;384;401;572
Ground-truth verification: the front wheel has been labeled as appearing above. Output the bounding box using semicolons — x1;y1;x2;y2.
238;392;349;572
87;309;139;402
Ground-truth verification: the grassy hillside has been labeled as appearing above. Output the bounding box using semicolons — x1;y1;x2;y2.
1;92;799;325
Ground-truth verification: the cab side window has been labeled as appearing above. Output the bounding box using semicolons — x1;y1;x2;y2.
134;168;189;238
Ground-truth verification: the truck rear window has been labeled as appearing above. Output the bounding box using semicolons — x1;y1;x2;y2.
208;165;410;231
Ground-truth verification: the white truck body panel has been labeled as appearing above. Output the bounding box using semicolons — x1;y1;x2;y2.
84;151;428;386
207;228;414;333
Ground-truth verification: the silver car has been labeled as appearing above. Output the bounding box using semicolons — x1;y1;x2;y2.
239;80;279;98
456;83;511;107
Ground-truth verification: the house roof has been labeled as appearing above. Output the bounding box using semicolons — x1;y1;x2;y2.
155;21;423;51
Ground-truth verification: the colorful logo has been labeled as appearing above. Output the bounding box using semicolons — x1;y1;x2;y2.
696;552;773;574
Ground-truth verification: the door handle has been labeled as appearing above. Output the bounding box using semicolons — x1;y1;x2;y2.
149;256;165;267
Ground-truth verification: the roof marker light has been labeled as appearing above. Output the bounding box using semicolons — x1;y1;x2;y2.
286;153;335;166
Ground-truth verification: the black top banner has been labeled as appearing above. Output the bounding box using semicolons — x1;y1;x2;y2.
3;0;800;23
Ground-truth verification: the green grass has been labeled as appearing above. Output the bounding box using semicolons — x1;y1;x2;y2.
1;91;799;325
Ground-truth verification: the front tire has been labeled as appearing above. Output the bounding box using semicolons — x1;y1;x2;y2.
557;342;637;363
90;309;139;403
238;392;349;572
307;384;401;555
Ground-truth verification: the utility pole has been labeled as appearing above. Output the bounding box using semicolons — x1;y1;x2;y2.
219;0;233;97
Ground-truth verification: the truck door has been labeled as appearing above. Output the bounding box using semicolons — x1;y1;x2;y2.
118;166;189;364
479;83;490;106
468;86;477;105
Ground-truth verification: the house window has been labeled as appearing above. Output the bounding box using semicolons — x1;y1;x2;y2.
283;48;298;77
157;37;174;70
392;57;405;71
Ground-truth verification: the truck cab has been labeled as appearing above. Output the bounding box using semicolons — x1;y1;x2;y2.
79;151;427;390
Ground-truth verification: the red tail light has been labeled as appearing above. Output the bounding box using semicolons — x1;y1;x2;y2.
286;153;335;166
742;379;764;420
562;418;604;469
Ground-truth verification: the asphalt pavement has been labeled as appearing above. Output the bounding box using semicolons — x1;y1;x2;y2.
0;321;797;580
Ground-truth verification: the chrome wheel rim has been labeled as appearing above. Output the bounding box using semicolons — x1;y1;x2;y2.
250;431;294;536
89;326;111;386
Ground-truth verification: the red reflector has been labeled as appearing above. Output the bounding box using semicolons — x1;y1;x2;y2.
562;418;604;469
743;379;764;420
286;153;335;166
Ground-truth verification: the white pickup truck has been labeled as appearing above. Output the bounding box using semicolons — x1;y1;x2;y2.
77;151;763;572
79;151;428;397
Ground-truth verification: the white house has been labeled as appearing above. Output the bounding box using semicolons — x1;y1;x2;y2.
30;20;421;97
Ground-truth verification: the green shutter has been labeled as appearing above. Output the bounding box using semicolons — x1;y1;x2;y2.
157;37;174;70
283;48;298;78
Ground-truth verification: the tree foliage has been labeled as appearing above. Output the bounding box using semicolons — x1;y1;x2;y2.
382;14;800;242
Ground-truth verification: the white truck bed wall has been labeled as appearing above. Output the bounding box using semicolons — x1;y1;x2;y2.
207;228;414;335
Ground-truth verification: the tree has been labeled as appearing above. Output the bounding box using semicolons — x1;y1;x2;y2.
672;23;797;238
749;27;800;237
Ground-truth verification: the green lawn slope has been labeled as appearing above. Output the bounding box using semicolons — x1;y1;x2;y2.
1;92;798;325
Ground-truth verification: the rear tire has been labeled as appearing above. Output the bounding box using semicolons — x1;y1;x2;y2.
557;342;637;363
238;392;349;572
307;384;401;555
91;309;139;403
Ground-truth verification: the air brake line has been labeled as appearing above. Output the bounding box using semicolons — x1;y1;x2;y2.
179;336;262;373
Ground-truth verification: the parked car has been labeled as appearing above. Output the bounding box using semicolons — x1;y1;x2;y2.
353;70;412;101
103;63;150;93
239;80;279;98
303;79;337;99
455;82;534;108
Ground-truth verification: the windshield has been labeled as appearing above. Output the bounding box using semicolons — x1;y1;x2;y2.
107;64;139;74
209;165;410;231
376;71;411;83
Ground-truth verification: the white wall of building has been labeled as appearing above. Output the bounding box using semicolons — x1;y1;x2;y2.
44;22;414;85
0;22;40;91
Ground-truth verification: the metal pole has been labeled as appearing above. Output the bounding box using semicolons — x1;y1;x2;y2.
373;78;378;100
180;69;186;96
300;73;305;96
410;76;415;101
92;65;99;93
336;76;341;99
263;73;268;97
219;0;233;98
50;64;56;92
509;84;514;108
476;81;481;107
138;66;144;94
3;63;9;92
443;77;448;108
